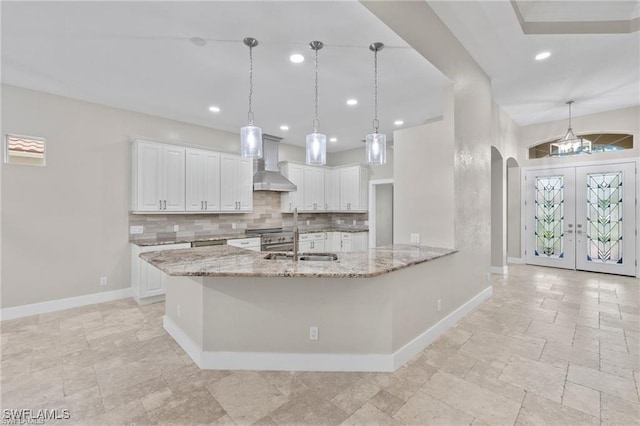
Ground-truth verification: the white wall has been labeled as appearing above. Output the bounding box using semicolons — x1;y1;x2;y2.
507;165;521;259
0;84;305;309
364;1;521;304
328;145;394;180
375;183;393;247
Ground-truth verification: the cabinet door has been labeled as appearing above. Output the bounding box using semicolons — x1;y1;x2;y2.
341;239;353;252
163;145;186;211
237;157;253;211
185;149;205;211
140;260;165;297
304;166;324;211
220;154;238;211
203;151;221;211
312;240;325;253
135;141;164;211
353;232;369;251
313;167;325;211
282;163;305;212
298;241;313;253
339;167;356;210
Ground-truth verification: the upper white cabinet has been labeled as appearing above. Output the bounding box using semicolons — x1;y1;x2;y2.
339;165;368;212
132;139;252;214
220;154;253;212
186;148;220;212
281;163;305;212
132;140;185;212
303;166;325;212
281;163;368;213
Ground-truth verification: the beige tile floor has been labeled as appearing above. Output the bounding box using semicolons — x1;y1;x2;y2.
1;264;639;425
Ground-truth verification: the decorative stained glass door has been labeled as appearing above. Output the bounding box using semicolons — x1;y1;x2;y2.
525;162;637;276
575;163;636;276
525;168;576;270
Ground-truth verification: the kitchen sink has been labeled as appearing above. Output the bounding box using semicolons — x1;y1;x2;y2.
263;252;338;262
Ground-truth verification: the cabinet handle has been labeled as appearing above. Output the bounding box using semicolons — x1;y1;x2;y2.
201;201;203;210
159;200;162;209
289;202;292;211
205;201;208;210
311;241;314;249
325;203;327;210
163;200;167;210
341;240;343;248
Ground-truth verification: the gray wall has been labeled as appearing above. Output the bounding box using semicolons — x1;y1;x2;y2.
375;183;393;247
0;84;308;308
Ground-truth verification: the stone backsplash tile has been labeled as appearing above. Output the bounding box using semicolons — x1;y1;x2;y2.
129;191;367;241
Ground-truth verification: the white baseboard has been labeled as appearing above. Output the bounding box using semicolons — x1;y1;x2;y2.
508;257;525;264
0;288;133;321
163;285;493;372
391;285;493;369
490;266;509;275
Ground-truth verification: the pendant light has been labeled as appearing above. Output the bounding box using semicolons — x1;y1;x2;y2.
365;42;387;165
240;37;263;159
549;100;592;156
306;41;327;166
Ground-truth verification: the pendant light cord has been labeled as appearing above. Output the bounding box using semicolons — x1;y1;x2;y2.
373;48;379;133
313;46;319;133
248;44;254;125
567;100;573;131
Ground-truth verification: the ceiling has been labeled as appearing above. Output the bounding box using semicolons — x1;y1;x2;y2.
429;0;639;126
2;1;638;151
0;1;449;153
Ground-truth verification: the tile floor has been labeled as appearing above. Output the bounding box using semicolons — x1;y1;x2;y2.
1;264;639;425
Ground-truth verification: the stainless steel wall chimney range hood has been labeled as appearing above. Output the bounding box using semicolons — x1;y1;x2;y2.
253;135;297;192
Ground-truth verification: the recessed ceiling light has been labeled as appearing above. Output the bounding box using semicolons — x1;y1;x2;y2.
290;54;304;63
346;99;358;106
190;37;207;47
535;51;551;61
280;125;289;131
208;106;220;113
394;120;404;126
329;137;337;142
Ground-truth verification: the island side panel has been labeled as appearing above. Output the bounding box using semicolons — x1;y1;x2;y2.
165;275;205;348
201;276;394;355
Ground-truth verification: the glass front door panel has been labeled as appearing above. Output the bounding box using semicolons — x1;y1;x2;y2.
535;176;564;258
586;172;623;264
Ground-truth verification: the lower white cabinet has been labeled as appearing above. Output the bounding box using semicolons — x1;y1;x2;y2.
131;243;190;303
298;232;326;253
227;237;261;251
315;232;368;252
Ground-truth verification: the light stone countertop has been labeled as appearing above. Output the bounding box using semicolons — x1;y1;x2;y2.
130;226;369;247
139;244;456;278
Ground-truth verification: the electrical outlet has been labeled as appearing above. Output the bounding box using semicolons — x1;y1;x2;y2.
437;299;442;312
232;223;237;229
309;326;319;341
100;276;108;286
410;233;420;244
177;305;181;317
130;225;144;235
174;224;179;232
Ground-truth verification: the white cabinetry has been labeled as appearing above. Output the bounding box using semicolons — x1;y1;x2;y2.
220;154;253;212
227;237;261;251
323;232;368;252
303;167;325;211
281;163;305;212
186;148;220;212
339;166;368;212
132;140;185;212
298;232;326;253
131;243;190;303
324;168;339;211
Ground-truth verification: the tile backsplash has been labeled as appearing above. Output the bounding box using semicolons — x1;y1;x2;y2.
129;191;367;242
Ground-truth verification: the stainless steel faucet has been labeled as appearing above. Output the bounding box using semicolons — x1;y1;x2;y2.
292;207;299;261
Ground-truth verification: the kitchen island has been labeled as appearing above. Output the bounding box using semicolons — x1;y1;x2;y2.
140;245;492;372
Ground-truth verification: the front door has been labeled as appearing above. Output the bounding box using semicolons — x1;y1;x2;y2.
525;161;637;276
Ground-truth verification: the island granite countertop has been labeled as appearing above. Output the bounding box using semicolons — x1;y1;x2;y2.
131;226;369;247
139;244;456;278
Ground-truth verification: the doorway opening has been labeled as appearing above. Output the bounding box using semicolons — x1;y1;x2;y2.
368;179;394;248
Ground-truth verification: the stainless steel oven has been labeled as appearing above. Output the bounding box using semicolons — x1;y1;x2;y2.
246;228;294;252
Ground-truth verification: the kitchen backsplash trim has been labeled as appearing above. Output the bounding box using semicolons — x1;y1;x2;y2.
129;191;367;242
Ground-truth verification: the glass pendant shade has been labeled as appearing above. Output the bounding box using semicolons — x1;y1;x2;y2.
306;132;326;166
365;132;387;165
240;125;263;159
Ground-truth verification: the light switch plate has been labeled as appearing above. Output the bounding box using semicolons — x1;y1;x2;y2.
130;225;144;235
173;224;179;232
410;233;420;244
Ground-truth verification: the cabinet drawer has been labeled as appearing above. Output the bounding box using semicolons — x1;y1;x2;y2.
299;232;325;241
227;237;261;251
